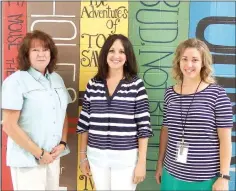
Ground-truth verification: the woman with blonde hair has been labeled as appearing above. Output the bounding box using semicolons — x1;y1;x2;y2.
155;38;232;190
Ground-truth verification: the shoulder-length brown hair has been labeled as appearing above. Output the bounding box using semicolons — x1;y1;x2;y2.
95;34;138;81
17;30;58;73
172;38;215;84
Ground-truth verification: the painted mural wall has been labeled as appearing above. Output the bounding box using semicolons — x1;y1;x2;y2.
1;1;235;191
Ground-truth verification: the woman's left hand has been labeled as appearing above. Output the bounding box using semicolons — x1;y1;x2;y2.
50;144;65;159
212;178;229;191
133;162;146;184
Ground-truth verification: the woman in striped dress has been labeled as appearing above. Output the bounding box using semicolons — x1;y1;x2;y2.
155;38;233;191
77;34;153;190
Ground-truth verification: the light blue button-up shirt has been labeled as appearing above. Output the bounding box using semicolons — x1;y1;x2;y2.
2;67;72;167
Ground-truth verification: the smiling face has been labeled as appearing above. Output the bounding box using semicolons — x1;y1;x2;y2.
106;39;127;72
29;39;51;74
180;48;202;81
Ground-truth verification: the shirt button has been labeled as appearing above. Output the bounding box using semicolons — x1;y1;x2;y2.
53;121;55;124
53;107;55;110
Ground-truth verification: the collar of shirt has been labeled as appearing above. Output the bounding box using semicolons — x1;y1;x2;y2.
28;67;50;82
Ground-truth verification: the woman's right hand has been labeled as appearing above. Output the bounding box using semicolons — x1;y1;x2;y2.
155;161;163;184
80;155;91;177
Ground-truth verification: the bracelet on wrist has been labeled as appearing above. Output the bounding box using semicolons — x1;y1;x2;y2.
35;148;44;160
217;172;230;180
59;141;67;148
79;151;87;154
80;157;88;165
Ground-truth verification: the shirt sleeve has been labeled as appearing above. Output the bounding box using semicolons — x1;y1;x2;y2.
215;87;233;128
2;75;23;110
57;73;73;105
77;80;91;133
66;90;73;104
135;79;153;138
162;89;168;127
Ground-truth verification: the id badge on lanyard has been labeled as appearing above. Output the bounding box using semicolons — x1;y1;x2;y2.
176;139;189;164
177;80;201;164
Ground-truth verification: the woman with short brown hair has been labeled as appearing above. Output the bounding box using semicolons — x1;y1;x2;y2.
2;30;71;190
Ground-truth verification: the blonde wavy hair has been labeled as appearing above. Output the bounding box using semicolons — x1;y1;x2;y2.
172;38;215;84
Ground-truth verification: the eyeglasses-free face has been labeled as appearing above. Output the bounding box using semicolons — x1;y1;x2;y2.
107;39;127;73
180;48;202;81
29;39;51;74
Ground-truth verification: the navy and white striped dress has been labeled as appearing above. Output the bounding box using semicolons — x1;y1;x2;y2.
163;84;233;181
77;76;153;167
